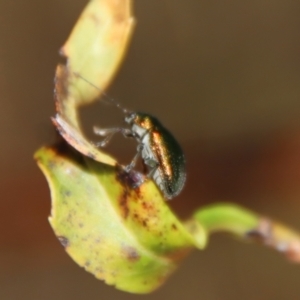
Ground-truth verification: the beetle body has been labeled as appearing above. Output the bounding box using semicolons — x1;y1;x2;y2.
123;112;186;199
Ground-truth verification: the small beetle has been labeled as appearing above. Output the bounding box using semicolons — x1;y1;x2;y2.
94;111;186;199
75;73;186;199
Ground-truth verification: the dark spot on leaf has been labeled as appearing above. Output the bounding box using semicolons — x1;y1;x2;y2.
142;219;148;227
115;167;133;219
79;223;84;228
65;190;71;197
133;212;149;229
47;159;57;171
116;165;144;192
116;166;146;219
141;201;156;214
61;189;71;197
95;267;104;276
119;189;130;219
172;224;177;230
85;261;91;267
67;212;73;224
110;271;117;278
58;236;69;248
94;237;101;244
122;245;140;262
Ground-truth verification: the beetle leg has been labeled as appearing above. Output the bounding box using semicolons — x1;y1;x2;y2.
93;127;121;147
93;126;119;137
93;127;134;147
144;158;159;178
120;128;135;138
124;144;144;172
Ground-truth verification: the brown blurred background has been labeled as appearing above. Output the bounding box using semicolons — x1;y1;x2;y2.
1;0;300;299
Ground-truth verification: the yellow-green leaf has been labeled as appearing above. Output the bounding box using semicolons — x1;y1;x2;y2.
35;144;203;293
53;0;135;166
59;0;134;110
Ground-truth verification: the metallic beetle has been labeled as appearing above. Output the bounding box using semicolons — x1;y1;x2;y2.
94;109;186;200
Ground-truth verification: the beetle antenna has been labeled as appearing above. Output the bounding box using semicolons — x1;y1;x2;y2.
73;72;129;114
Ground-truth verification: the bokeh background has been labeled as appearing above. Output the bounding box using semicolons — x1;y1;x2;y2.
1;0;300;299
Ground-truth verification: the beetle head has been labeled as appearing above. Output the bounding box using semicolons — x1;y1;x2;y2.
124;112;137;124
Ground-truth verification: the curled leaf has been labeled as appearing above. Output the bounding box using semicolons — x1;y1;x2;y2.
52;111;115;166
53;0;135;165
59;0;134;107
35;144;204;293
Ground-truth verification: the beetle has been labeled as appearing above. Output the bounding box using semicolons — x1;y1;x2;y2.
75;73;186;199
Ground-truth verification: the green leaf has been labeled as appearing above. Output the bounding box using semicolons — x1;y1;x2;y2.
59;0;135;108
35;144;205;294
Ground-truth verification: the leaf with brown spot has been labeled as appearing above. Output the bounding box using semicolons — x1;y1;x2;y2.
35;144;201;293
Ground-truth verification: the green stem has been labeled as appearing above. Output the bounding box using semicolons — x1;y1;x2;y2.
193;203;300;263
194;203;259;237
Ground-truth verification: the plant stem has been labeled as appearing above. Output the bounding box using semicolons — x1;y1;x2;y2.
193;203;300;263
